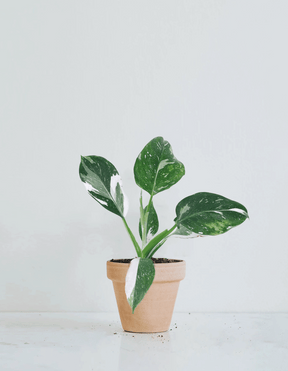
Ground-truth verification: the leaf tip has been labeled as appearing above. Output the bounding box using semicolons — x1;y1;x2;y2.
80;155;87;166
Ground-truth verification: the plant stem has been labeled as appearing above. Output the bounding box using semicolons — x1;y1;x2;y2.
122;218;142;257
142;224;177;258
139;191;145;245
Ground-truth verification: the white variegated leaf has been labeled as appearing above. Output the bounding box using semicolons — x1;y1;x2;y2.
174;192;249;236
125;258;155;313
171;224;205;239
134;137;185;196
139;201;159;242
79;156;128;218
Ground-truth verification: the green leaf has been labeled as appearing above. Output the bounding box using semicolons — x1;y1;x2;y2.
174;192;249;236
139;201;159;241
171;224;195;237
134;137;185;196
79;156;128;218
125;258;155;313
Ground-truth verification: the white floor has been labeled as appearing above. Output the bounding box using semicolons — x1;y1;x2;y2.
0;312;287;371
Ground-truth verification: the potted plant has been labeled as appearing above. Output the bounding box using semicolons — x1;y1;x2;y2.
79;136;249;333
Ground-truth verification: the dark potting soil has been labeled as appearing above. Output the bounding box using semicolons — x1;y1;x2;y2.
110;258;183;264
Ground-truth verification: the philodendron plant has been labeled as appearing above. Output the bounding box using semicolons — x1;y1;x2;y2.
79;137;249;313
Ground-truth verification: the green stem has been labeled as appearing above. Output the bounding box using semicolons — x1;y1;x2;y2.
146;240;165;258
142;224;177;258
139;191;145;245
122;218;142;257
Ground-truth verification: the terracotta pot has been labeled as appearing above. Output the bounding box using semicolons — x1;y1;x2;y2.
107;259;186;333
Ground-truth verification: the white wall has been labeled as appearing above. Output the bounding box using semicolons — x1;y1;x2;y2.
0;0;287;312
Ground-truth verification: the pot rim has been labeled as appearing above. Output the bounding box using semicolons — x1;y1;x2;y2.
107;259;186;283
108;258;185;264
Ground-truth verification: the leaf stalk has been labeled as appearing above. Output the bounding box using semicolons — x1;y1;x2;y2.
122;218;142;257
142;224;177;258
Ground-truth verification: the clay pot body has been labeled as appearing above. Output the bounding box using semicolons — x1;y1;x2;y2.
107;259;186;333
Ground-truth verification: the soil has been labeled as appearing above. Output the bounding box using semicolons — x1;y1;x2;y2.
110;258;183;264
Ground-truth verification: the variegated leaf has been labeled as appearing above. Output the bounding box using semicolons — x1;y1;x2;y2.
125;258;155;313
174;192;249;236
139;201;159;241
172;224;203;238
134;137;185;195
79;156;128;218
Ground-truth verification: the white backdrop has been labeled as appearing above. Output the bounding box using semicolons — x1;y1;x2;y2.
0;0;287;312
